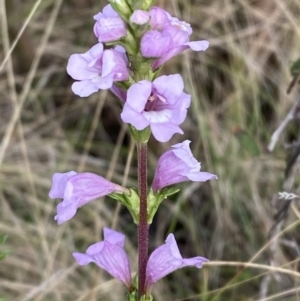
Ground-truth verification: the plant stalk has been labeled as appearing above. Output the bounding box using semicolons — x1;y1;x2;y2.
137;142;149;299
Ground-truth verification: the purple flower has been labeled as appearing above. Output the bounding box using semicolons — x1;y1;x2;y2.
149;7;169;30
145;233;208;292
152;140;217;192
66;43;129;97
166;12;193;35
93;4;127;42
152;26;209;69
141;6;209;69
130;10;150;25
49;172;127;224
120;74;191;142
73;228;132;288
140;30;173;58
73;228;207;292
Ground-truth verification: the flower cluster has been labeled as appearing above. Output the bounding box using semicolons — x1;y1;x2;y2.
50;1;216;300
66;2;209;142
140;7;209;69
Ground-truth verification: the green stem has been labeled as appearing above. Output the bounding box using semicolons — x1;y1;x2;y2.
137;142;149;299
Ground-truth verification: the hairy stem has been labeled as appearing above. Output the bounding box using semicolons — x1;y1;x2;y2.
137;142;149;299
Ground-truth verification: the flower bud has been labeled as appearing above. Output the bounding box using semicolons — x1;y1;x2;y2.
130;10;149;25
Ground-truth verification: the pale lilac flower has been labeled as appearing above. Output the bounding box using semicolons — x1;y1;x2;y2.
49;171;77;198
93;4;127;42
73;229;207;291
141;6;209;69
145;233;208;292
130;10;150;25
73;228;132;288
152;140;217;192
149;7;169;30
121;74;191;142
67;43;129;97
152;26;209;69
165;12;192;35
140;30;172;58
49;172;127;224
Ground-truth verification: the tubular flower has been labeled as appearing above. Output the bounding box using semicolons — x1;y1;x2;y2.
93;4;127;42
141;6;209;69
73;229;207;293
120;74;191;142
152;140;217;192
73;228;132;288
145;233;208;292
49;172;127;224
67;43;129;97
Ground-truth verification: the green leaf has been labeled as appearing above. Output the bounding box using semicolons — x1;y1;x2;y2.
147;187;180;223
109;189;140;223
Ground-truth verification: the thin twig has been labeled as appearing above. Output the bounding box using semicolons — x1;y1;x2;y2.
268;93;300;152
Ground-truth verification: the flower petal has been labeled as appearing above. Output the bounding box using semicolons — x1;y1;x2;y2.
49;171;77;199
54;202;77;225
186;40;209;51
121;103;150;130
73;252;95;265
141;30;172;58
71;80;100;97
103;227;126;247
187;171;217;182
150;123;183;143
153;74;184;103
149;7;169;30
130;10;150;25
93;4;126;42
145;233;208;291
126;80;152;111
73;228;132;287
63;172;124;207
49;172;126;224
152;140;217;191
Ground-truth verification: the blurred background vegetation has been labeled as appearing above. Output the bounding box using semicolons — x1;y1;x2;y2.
0;0;300;300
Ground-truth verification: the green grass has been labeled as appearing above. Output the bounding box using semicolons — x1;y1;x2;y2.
1;0;300;300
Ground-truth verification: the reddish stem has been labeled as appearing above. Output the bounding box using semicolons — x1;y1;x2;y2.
137;142;149;299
